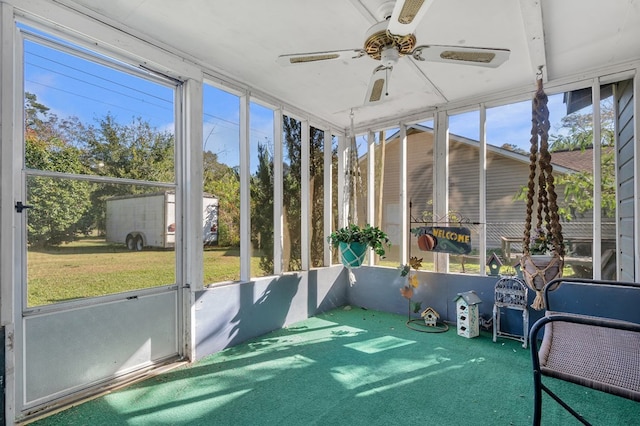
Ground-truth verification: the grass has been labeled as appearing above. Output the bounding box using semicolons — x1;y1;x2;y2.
28;238;577;307
27;237;262;307
379;255;575;277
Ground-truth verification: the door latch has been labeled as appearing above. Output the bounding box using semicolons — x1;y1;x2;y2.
15;201;34;213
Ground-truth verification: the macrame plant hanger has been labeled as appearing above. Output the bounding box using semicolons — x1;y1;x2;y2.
342;110;364;284
521;71;565;310
346;110;360;226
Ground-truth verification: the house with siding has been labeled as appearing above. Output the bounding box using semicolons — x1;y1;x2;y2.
360;124;614;262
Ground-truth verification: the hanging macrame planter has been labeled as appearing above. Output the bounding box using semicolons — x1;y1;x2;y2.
520;76;565;311
339;242;367;268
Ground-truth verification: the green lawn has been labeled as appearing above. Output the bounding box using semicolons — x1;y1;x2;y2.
27;238;262;307
378;255;575;276
27;238;577;307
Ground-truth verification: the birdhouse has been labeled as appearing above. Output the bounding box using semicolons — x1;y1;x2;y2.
513;261;523;279
486;253;503;277
453;291;482;338
420;307;440;327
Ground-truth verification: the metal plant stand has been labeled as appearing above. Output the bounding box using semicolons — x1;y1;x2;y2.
493;276;529;348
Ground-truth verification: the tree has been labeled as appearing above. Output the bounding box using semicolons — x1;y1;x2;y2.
309;127;325;267
282;116;302;271
80;114;175;233
24;93;93;248
25;93;179;244
82;114;174;181
549;102;614;151
203;150;240;246
550;101;616;220
251;141;274;274
514;100;616;222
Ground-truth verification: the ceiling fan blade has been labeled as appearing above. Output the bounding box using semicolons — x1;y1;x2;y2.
387;0;434;36
277;49;366;66
364;65;393;104
411;45;510;68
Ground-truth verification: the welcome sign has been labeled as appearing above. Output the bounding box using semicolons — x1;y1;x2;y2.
412;226;472;255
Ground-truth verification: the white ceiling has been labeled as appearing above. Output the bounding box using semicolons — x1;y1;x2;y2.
59;0;640;131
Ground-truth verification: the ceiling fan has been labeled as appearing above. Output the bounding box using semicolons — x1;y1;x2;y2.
277;0;510;104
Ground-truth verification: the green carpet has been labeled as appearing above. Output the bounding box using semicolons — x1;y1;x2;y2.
31;307;640;425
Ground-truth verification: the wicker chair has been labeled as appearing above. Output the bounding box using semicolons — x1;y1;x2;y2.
529;278;640;426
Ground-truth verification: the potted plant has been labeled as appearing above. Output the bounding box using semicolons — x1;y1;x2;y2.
327;223;390;268
522;227;564;278
528;226;554;255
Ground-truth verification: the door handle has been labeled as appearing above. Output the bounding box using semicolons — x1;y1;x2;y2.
15;201;34;213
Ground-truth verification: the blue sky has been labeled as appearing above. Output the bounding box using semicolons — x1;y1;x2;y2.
24;38;175;131
202;85;275;172
24;31;276;173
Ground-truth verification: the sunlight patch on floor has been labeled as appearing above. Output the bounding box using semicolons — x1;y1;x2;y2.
108;355;316;412
355;363;466;397
344;335;416;354
331;352;450;390
216;325;367;363
125;389;253;425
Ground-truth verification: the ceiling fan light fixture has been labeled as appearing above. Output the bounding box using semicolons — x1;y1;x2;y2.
440;50;496;63
380;47;400;66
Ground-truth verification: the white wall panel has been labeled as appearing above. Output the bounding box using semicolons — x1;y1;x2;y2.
23;291;177;407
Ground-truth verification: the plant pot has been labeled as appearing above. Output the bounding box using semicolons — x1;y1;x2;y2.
521;254;562;288
520;254;563;309
339;242;367;268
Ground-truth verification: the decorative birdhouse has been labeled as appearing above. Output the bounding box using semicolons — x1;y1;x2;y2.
486;253;503;277
453;291;482;338
420;307;440;327
513;261;523;279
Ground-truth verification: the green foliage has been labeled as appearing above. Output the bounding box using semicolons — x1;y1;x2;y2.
282;116;302;271
554;150;616;220
549;103;615;151
80;114;175;233
251;141;275;274
26;177;93;248
515;100;616;221
309;126;326;267
24;94;93;247
24;93;176;246
547;100;616;220
327;223;390;258
528;227;554;255
204;151;240;246
82;114;174;182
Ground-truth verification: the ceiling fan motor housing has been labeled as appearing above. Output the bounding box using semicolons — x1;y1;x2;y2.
364;20;416;60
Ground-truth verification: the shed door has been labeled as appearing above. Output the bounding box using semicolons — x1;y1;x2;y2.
16;28;182;417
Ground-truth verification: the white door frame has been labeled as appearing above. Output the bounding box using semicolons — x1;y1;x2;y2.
0;5;203;421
